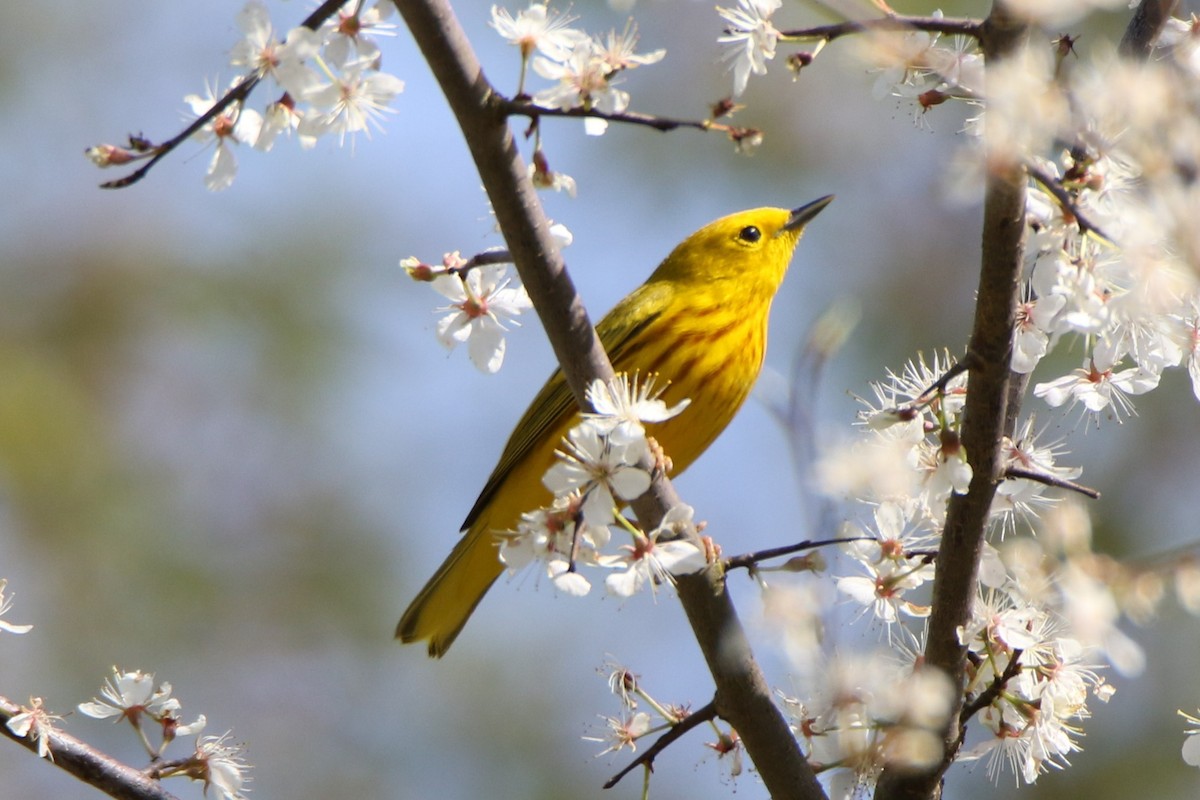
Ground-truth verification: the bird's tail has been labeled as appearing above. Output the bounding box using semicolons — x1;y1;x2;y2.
396;524;504;657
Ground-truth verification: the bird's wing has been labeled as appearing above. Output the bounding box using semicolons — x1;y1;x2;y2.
459;282;668;531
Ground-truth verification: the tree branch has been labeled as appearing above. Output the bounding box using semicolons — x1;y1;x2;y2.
450;249;514;275
778;15;982;43
1026;163;1114;242
100;0;349;189
603;700;718;789
875;3;1029;799
957;650;1023;724
1119;0;1179;59
498;98;717;134
392;2;825;798
724;537;869;572
1005;466;1100;500
1;695;180;800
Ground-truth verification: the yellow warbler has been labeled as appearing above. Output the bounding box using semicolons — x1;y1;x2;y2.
398;197;833;656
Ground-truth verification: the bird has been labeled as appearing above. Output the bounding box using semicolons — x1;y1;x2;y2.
397;196;833;656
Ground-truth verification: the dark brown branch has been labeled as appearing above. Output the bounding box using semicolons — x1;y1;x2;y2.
724;537;871;572
1119;0;1179;59
779;15;982;43
875;4;1030;799
919;356;973;403
100;0;349;189
958;650;1023;724
143;757;193;780
462;250;512;269
1027;163;1114;242
447;249;514;276
1005;466;1101;500
603;700;718;789
99;76;261;190
0;695;180;800
667;552;826;800
499;98;719;134
868;355;972;426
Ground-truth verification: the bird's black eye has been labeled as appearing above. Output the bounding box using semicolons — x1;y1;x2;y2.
739;225;762;243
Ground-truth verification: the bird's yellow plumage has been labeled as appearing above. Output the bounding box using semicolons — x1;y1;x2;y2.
398;197;833;656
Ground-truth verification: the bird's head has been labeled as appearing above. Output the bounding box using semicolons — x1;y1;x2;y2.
650;196;833;294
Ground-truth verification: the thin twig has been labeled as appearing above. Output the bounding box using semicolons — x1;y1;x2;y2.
447;249;514;276
724;537;872;572
498;98;717;134
1005;466;1101;499
100;0;349;190
1027;163;1115;242
920;355;973;402
603;700;718;789
874;354;972;421
778;15;983;43
143;757;193;780
1;695;181;800
958;649;1024;724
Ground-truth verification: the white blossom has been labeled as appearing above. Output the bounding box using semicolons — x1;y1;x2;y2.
543;424;651;526
5;697;60;760
184;81;263;191
583;373;690;446
298;63;405;146
603;504;705;597
716;0;781;96
431;264;531;373
78;668;179;722
0;579;31;634
490;3;586;62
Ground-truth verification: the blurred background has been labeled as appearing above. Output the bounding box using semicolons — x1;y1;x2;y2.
2;0;1199;797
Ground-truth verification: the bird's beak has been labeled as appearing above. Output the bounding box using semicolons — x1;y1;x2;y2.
779;195;834;235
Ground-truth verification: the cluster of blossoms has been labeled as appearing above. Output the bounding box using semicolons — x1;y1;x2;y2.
862;11;983;124
490;3;665;136
1014;50;1200;416
807;315;1200;784
772;14;1200;783
585;662;745;781
75;668;252;800
805;348;1116;785
780;655;956;793
2;586;250;798
806;333;1200;787
715;1;1124;101
811;461;1115;788
0;578;31;635
856;17;1200;419
957;582;1113;784
499;373;706;598
87;0;405;189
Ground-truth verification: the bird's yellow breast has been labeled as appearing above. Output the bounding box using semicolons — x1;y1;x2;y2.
613;294;770;474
